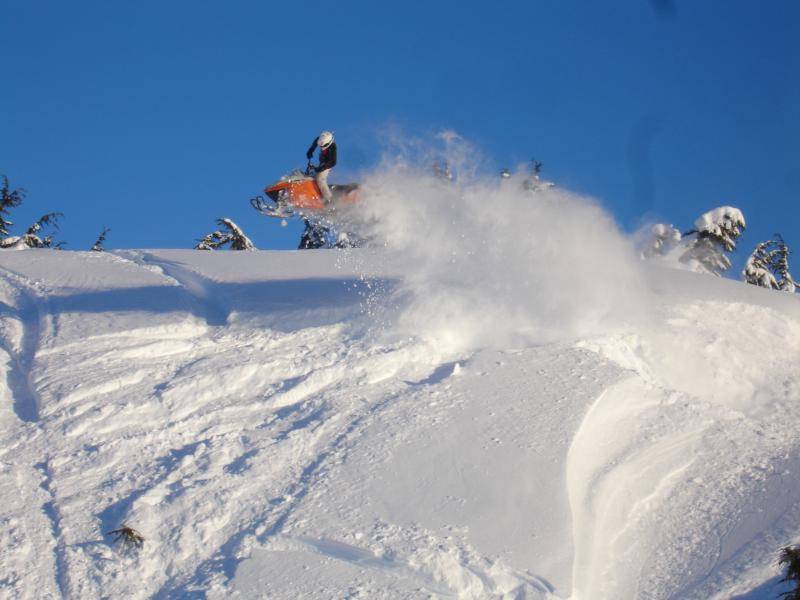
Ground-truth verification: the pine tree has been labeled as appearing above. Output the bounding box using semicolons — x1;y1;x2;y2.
772;234;797;293
679;206;746;276
523;159;555;192
221;218;255;250
0;175;25;236
195;218;255;251
27;213;63;247
91;226;111;252
195;230;227;250
779;546;800;599
1;177;65;249
334;231;365;248
1;212;64;249
298;218;329;249
743;240;780;289
744;235;797;292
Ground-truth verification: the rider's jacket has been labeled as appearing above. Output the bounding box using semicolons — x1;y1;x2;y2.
306;138;338;171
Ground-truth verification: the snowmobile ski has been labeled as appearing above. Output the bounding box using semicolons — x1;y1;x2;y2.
250;195;295;219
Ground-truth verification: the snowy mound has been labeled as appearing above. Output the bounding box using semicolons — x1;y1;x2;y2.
1;167;799;599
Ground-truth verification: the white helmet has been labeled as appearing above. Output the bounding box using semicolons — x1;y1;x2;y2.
318;131;334;148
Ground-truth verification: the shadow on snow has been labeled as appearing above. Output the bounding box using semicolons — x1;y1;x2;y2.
44;277;398;332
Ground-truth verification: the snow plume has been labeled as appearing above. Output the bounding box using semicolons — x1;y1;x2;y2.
351;132;647;352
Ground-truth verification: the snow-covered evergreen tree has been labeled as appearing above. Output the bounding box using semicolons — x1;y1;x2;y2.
1;213;64;249
298;218;329;249
195;231;227;250
1;177;65;249
334;231;365;249
27;213;63;248
222;219;255;251
0;175;25;236
679;206;746;276
743;240;779;289
91;226;111;252
641;223;682;259
778;546;800;600
743;235;796;292
195;218;255;251
296;219;364;250
772;234;797;293
523;159;555;192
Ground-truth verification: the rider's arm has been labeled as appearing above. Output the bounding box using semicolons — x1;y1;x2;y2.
306;137;318;160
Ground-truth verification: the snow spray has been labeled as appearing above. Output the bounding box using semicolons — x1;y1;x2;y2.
346;131;647;352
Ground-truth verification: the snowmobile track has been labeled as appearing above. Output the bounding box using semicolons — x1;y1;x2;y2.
35;460;70;598
112;251;230;327
0;271;45;422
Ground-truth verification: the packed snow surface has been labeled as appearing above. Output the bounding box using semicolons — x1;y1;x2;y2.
1;167;799;599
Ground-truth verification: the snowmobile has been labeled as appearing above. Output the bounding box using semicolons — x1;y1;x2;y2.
250;164;360;219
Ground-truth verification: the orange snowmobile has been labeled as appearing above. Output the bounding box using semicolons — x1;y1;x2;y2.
251;164;360;219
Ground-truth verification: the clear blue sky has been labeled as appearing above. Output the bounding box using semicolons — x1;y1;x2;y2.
2;0;798;266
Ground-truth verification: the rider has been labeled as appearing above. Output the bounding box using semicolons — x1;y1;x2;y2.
306;131;337;202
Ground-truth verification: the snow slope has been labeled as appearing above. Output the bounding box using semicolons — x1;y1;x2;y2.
1;160;799;599
0;246;798;600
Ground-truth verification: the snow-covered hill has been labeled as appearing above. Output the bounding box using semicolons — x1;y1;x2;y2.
1;170;799;599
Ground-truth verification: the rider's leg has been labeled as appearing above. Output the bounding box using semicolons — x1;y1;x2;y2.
316;168;332;202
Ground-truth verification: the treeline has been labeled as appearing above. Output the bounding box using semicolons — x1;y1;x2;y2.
0;175;110;251
642;207;796;294
3;170;797;295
